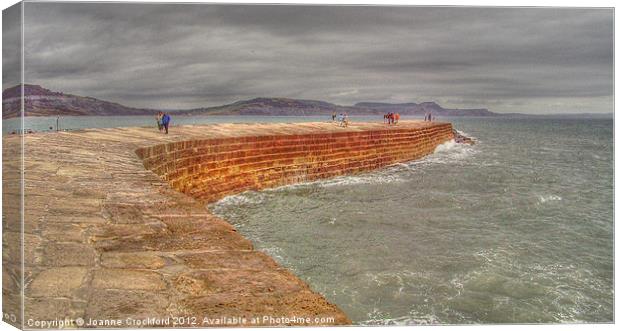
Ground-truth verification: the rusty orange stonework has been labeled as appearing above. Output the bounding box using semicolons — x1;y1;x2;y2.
2;121;453;329
137;122;454;202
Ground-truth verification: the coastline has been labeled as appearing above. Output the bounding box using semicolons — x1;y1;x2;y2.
3;121;453;328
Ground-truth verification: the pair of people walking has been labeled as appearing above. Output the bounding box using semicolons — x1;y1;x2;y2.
156;111;171;134
384;112;399;124
424;111;433;122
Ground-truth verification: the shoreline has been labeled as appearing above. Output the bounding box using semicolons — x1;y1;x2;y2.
3;121;453;328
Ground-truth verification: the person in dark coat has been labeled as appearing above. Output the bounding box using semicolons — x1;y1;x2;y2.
161;113;171;134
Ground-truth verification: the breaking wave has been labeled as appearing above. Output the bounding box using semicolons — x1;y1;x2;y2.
538;194;563;203
213;138;478;206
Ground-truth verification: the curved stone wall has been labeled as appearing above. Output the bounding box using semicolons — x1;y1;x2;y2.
136;122;454;202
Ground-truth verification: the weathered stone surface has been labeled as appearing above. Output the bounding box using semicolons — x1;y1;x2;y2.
5;121;454;326
2;265;21;294
178;291;351;326
172;269;307;296
92;269;166;290
88;223;163;239
45;215;107;224
102;203;151;224
84;289;169;321
2;291;23;328
100;252;166;269
40;242;97;266
3;233;42;265
28;267;88;297
47;198;102;216
40;223;85;243
177;251;280;270
24;298;75;321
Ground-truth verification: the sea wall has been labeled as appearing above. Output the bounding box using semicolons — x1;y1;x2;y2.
136;123;454;202
6;121;453;328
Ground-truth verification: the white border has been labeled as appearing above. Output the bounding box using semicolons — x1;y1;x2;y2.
0;2;616;331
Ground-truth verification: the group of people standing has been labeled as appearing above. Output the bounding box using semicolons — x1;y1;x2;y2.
384;112;400;124
156;111;171;134
332;112;349;127
424;111;434;122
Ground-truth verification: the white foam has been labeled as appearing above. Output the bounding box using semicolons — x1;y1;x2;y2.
259;246;290;266
456;129;477;141
319;172;406;187
265;170;407;192
216;192;264;205
434;139;460;153
361;312;441;326
401;139;478;167
538;195;563;203
215;138;477;200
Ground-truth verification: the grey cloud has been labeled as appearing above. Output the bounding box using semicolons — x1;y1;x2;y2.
13;2;614;113
3;3;21;88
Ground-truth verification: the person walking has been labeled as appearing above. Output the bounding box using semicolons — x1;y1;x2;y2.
332;111;337;122
156;112;163;131
161;112;171;134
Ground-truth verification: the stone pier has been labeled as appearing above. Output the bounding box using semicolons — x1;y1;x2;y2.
2;120;454;329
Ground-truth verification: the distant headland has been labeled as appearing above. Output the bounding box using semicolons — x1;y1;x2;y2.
2;84;496;119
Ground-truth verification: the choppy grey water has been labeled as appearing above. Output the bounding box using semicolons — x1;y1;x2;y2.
211;117;614;324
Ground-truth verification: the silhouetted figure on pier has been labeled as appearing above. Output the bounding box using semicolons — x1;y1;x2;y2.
156;111;164;131
161;113;171;134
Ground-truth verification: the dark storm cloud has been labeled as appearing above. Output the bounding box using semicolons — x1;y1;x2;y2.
15;2;613;113
3;3;21;87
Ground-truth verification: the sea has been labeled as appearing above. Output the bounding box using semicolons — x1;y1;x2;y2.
4;115;614;324
209;116;614;324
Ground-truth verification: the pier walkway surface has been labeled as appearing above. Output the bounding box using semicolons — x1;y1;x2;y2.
2;120;453;328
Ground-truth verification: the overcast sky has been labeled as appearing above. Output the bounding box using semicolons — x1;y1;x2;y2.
4;3;614;113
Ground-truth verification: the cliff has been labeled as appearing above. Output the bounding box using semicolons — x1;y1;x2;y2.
178;97;359;116
2;84;495;118
354;101;496;116
2;84;156;118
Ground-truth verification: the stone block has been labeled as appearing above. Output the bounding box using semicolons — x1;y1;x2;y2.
41;223;85;243
92;269;166;290
24;297;75;321
40;242;97;266
84;289;169;321
28;267;88;297
100;252;166;269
